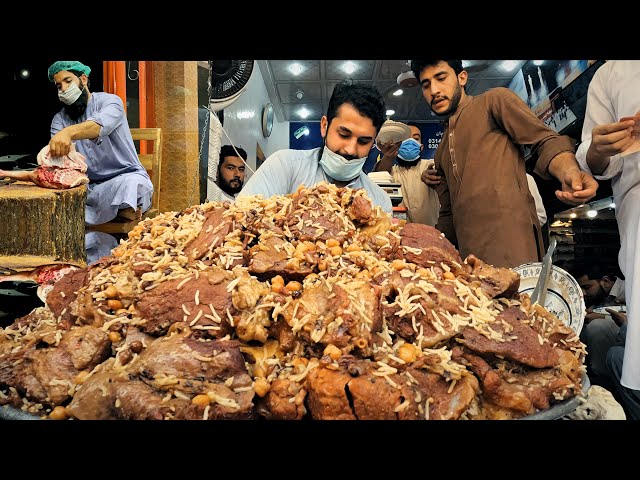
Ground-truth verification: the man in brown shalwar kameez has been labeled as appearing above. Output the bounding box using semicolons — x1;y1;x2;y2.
411;59;599;268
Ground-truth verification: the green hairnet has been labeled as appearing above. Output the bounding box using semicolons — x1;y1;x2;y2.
47;61;91;82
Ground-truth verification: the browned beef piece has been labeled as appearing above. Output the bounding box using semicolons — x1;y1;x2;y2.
2;325;110;405
347;195;374;224
114;381;190;420
66;365;127;420
287;210;353;244
136;267;235;336
131;254;154;277
46;267;89;327
268;318;297;353
305;367;356;420
280;279;382;353
257;378;307;420
458;306;559;368
453;347;575;417
135;334;249;382
248;236;314;281
184;206;233;261
399;223;463;273
347;371;405;420
404;368;480;420
383;276;466;346
465;254;520;299
356;217;400;261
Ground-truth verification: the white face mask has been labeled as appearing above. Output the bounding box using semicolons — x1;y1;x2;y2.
319;145;367;182
58;81;83;105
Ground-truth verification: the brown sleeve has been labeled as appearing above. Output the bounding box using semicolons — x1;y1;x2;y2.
487;88;575;180
434;175;457;247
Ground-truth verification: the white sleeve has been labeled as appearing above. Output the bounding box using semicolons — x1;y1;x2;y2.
575;63;624;180
238;150;293;199
526;174;547;226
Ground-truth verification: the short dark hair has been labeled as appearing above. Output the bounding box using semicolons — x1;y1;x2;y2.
218;145;247;178
219;145;247;162
326;81;386;133
410;60;464;82
563;261;621;282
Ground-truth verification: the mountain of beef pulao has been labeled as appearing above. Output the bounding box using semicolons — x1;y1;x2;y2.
0;182;586;420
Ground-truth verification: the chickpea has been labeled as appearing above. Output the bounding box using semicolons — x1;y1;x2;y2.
318;260;328;272
323;344;342;360
74;371;90;385
443;271;455;280
107;299;123;311
326;239;340;248
111;265;122;274
49;406;68;420
356;270;372;280
129;340;144;354
108;331;122;343
254;377;271;398
285;281;302;292
330;246;343;257
397;344;418;364
391;259;406;271
191;394;211;407
104;285;119;299
291;357;309;372
346;243;361;252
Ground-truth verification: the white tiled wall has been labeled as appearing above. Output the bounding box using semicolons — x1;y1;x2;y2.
221;63;289;179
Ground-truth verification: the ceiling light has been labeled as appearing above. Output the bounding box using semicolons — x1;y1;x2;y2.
342;61;357;75
610;202;616;208
296;90;304;100
501;60;518;72
587;210;598;218
533;60;544;66
294;126;310;139
289;63;304;76
297;107;310;119
19;69;30;79
393;89;403;96
570;212;577;219
386;110;395;116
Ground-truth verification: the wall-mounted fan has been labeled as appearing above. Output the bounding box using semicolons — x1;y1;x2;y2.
206;60;255;202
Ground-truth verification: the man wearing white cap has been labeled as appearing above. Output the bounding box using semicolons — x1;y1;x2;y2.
47;61;153;262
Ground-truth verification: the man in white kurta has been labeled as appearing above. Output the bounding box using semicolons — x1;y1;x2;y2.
575;60;640;419
373;123;439;225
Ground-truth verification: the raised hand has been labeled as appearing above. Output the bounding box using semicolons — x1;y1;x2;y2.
554;168;599;205
421;165;442;187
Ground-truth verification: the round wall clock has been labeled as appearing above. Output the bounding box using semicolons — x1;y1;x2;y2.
262;102;274;138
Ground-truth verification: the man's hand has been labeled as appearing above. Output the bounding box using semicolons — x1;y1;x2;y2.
49;130;73;157
591;118;637;159
421;166;442;187
584;306;606;325
378;141;400;159
605;308;627;327
554;167;599;205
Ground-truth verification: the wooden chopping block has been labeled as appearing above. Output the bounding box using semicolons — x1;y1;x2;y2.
0;181;87;269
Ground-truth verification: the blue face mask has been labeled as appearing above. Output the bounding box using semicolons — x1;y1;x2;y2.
397;138;422;161
319;146;367;182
